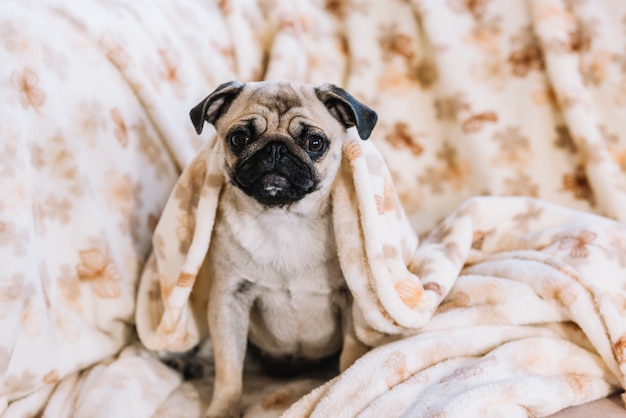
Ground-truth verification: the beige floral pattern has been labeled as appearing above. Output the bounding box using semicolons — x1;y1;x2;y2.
5;0;626;417
10;67;46;114
75;248;122;299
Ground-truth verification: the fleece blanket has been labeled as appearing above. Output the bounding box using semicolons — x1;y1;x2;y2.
4;0;626;416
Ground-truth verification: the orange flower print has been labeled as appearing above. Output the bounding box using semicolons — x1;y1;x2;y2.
383;351;408;389
512;202;544;230
395;278;423;309
553;125;576;153
219;0;233;14
3;370;37;394
410;256;436;277
176;213;196;254
76;248;122;298
531;87;558;107
448;0;491;20
562;165;594;203
462;112;498;133
278;14;298;35
434;93;471;122
379;24;415;60
565;20;597;54
11;67;46;114
419;167;446;194
374;195;385;215
0;220;29;256
614;334;626;364
383;244;400;260
99;37;130;70
436;142;470;190
57;265;83;313
419;142;471;192
441;357;497;385
110;108;128;147
559;230;597;258
133;122;171;179
492;126;532;165
75;100;107;146
21;283;43;337
324;0;364;18
103;170;135;216
210;39;236;67
467;14;502;49
508;26;544;77
471;230;487;250
605;229;626;268
41;195;72;224
508;44;544;77
423;282;442;297
414;60;439;88
503;172;539;197
384;122;424;156
43;370;60;384
31;133;79;181
0;20;30;54
158;49;185;98
344;140;363;169
581;51;612;86
174;158;207;210
383;176;397;213
613;79;626;107
0;176;28;212
176;272;196;287
0;273;23;319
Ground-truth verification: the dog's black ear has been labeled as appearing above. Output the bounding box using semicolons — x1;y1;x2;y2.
315;84;378;140
190;81;245;134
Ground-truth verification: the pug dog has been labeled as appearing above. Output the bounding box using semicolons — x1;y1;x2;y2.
189;80;377;418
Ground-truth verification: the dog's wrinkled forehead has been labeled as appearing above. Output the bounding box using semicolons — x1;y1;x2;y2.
248;82;303;116
224;82;323;135
216;82;339;144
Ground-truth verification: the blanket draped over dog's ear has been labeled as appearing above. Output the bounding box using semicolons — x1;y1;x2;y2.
136;126;460;354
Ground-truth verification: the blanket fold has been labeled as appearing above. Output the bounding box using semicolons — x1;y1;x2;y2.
284;196;626;417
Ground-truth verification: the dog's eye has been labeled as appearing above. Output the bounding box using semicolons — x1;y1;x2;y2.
228;132;249;149
303;135;326;154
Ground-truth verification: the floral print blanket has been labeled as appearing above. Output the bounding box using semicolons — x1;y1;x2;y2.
3;0;626;416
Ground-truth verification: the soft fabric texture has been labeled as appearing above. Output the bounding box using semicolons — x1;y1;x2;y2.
4;0;626;416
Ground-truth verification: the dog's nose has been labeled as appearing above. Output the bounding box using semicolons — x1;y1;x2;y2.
266;142;287;164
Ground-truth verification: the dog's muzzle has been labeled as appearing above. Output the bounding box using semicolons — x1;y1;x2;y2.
232;141;318;206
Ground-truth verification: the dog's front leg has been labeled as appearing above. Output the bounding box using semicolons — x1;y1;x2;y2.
205;277;253;418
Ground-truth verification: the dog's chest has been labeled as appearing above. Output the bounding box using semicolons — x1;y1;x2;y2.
214;198;341;277
211;199;346;357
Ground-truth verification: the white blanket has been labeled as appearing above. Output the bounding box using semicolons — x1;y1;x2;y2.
3;0;626;416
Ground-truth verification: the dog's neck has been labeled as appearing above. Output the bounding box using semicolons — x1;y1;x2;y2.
215;181;338;272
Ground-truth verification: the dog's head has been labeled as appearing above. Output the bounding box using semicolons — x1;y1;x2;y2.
190;80;377;207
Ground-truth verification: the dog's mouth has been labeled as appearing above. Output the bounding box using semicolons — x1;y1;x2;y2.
232;144;318;207
260;173;289;196
235;171;316;207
